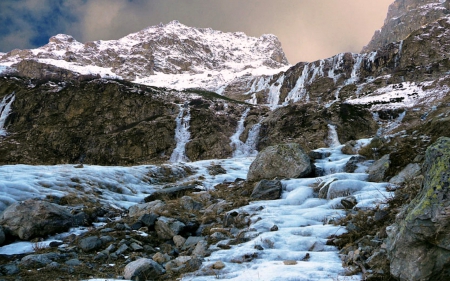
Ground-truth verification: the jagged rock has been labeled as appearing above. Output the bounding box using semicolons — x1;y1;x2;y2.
0;263;20;275
128;200;166;218
389;163;421;185
327;180;365;199
192;240;209;257
152;252;170;264
250;180;283;200
123;258;165;280
138;213;158;227
20;253;60;269
182;236;204;251
367;154;390;182
387;137;450;281
78;236;104;252
247;143;311;181
155;217;185;240
0;199;72;240
362;0;450;52
344;155;366;173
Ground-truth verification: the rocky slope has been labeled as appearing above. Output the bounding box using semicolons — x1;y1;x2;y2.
0;21;289;92
362;0;450;52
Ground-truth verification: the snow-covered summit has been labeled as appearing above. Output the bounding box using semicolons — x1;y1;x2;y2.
0;21;290;92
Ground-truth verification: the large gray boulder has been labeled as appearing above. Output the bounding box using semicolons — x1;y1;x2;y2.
0;199;72;240
247;143;311;181
389;163;421;185
367;154;390;182
155;217;185;240
123;258;165;280
387;137;450;281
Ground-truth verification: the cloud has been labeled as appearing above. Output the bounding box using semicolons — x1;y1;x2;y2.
0;0;393;63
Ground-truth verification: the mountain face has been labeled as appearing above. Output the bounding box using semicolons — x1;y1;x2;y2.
0;21;289;92
362;0;450;52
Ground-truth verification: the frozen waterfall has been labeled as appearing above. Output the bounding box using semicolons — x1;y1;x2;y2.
327;124;341;148
0;93;15;137
230;109;261;158
169;104;191;163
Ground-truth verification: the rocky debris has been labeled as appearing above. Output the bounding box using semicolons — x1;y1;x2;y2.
387;137;450;281
247;143;311;181
20;253;61;269
388;163;421;185
250;180;283;200
207;164;227;175
367;154;390;182
123;258;165;280
0;199;72;240
144;185;203;202
128;200;166;218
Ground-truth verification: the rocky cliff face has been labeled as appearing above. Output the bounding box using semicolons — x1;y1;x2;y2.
362;0;450;52
0;77;256;165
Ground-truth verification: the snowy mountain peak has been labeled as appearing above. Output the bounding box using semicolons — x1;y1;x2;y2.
0;21;290;92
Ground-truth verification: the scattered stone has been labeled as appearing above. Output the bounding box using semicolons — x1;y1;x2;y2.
138;213;158;227
283;260;297;265
182;236;204;250
318;178;338;199
251;180;282;200
179;196;203;211
207;164;227;175
247;143;311;181
0;199;72;240
152;252;169;264
74;164;84;168
254;245;264;251
115;244;129;255
308;150;331;159
78;236;103;252
192;240;209;257
212;261;226;270
130;242;144;251
65;259;82;266
341;140;358;155
270;225;279;231
173;235;186;248
123;258;165;280
0;263;20;275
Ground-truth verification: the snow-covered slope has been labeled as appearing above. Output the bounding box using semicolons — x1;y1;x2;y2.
0;21;289;92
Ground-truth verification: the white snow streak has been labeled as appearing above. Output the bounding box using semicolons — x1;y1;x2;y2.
170;104;191;163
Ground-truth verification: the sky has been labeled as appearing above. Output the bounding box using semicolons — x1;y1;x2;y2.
0;0;393;63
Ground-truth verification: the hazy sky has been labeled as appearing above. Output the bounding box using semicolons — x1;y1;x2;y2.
0;0;393;63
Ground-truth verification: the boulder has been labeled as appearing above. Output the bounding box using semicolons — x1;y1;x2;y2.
250;180;283;200
247;143;311;181
389;163;421;185
387;137;450;281
155;217;185;240
123;258;165;280
341;140;358;155
20;253;60;269
0;199;72;240
341;196;358;209
367;154;390;182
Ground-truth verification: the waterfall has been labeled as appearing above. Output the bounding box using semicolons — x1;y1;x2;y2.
230;108;250;155
395;40;404;68
346;54;364;85
284;64;309;105
230;109;262;158
327;124;341;148
169;104;191;163
0;93;15;137
267;75;284;109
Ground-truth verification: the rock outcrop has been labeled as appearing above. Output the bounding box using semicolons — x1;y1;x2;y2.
362;0;450;52
247;143;311;181
387;137;450;280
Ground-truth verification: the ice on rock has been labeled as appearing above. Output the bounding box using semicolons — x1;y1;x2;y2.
230;108;250;156
0;92;15;136
170;104;191;163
